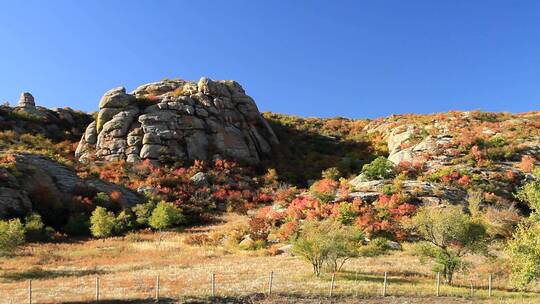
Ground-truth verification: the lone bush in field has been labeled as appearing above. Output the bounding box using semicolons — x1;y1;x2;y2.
361;156;395;180
0;219;26;256
292;219;363;277
149;201;185;231
410;204;487;284
90;207;118;238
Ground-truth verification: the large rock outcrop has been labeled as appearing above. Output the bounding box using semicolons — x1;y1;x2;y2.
0;153;143;219
76;78;278;164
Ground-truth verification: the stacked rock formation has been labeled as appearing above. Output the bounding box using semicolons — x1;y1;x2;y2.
14;92;44;118
76;77;279;164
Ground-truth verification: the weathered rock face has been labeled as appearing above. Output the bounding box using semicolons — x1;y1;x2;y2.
18;92;36;108
0;153;143;219
76;78;278;164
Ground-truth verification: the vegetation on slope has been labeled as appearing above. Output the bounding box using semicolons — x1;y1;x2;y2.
1;108;540;292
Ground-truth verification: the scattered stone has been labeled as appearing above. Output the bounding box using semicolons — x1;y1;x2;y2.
277;244;293;256
190;172;208;185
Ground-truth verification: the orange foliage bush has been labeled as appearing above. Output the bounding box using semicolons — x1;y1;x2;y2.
518;155;536;173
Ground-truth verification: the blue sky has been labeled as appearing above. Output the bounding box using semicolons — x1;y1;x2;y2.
0;1;538;118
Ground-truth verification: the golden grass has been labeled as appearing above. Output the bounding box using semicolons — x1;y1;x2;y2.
0;214;539;303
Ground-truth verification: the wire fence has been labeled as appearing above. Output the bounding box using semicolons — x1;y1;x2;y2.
1;269;538;303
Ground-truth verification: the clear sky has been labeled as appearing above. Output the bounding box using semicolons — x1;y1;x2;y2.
0;1;538;118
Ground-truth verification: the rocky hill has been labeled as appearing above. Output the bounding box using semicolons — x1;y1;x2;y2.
76;78;279;165
265;110;540;211
0;81;539;235
0;93;142;223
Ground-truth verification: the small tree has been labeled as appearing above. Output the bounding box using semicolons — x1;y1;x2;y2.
326;225;364;272
410;204;487;284
507;168;540;288
506;220;540;289
149;201;185;231
0;219;26;256
90;207;117;238
361;156;395;180
292;219;363;277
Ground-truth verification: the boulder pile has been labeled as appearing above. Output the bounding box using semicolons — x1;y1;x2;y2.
76;78;278;164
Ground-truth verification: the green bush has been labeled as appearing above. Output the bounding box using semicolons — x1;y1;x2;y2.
321;167;341;180
337;201;358;225
0;218;26;256
93;192;110;206
90;207;118;238
361;156;395;180
115;210;135;234
149;201;185;231
132;199;158;227
24;213;46;241
63;213;90;236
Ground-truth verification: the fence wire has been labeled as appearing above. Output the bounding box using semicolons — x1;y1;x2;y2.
0;270;538;303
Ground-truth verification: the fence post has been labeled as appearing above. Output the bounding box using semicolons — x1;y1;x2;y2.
28;280;32;304
329;273;336;297
155;275;160;302
268;271;273;296
436;272;440;297
488;274;492;297
470;281;474;297
96;277;100;302
382;272;387;297
211;273;216;297
354;271;358;297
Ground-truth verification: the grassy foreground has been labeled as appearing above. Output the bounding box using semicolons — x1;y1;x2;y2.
0;214;538;304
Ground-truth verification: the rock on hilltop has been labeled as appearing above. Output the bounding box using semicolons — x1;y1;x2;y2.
0;92;92;141
76;78;278;164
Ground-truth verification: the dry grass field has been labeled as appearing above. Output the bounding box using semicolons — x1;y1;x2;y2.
0;214;539;304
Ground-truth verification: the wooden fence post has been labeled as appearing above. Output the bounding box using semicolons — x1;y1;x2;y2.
329;273;336;297
488;274;492;297
436;272;440;297
155;275;160;302
382;272;387;297
268;271;273;296
470;281;474;297
96;277;100;302
211;273;216;297
354;271;358;297
28;280;32;304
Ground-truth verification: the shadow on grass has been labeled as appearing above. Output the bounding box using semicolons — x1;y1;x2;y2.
57;293;268;304
1;266;107;282
337;270;421;284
